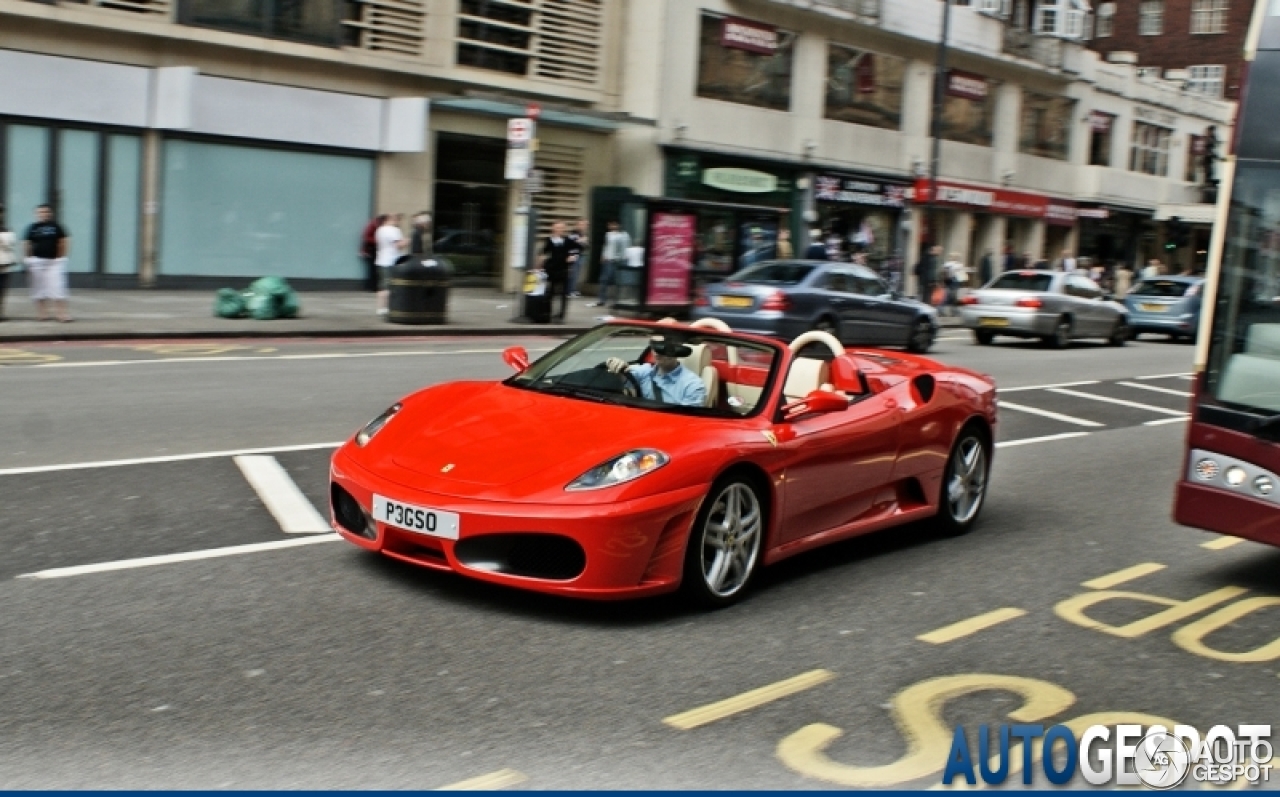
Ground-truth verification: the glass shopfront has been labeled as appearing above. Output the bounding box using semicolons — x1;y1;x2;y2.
813;172;909;271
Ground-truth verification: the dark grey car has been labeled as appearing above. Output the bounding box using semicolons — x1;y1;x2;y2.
691;260;940;353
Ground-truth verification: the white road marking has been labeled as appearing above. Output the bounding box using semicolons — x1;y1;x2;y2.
16;535;341;580
234;456;330;534
0;442;343;477
437;770;528;790
997;401;1106;428
1136;372;1194;380
1144;416;1191;426
995;432;1092;449
998;380;1100;393
25;348;551;369
1117;381;1193;398
1047;388;1191;416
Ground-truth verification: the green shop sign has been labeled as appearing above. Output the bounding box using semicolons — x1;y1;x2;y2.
701;167;779;194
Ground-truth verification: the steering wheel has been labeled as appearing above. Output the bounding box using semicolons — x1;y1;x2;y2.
789;330;846;357
620;368;643;398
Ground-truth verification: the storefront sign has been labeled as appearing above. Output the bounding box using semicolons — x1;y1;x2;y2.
1088;111;1114;132
815;174;906;208
1077;208;1111;220
720;17;777;55
1046;200;1078;227
946;70;989;101
647;212;696;305
702;167;778;194
913;178;1077;221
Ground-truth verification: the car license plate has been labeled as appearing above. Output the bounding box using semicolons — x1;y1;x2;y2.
1140;303;1169;313
978;317;1011;328
715;295;754;309
373;495;460;540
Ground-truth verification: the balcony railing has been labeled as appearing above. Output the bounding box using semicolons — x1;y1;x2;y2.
1001;26;1063;70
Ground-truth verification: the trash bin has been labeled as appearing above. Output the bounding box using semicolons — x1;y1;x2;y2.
522;269;551;324
388;257;450;325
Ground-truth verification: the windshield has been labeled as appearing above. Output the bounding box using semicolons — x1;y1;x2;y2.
729;261;817;286
1131;280;1199;298
1206;161;1280;414
988;272;1054;292
507;324;780;417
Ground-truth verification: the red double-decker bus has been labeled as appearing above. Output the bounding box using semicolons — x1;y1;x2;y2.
1175;0;1280;545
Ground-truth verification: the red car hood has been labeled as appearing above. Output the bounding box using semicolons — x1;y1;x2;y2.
380;382;709;491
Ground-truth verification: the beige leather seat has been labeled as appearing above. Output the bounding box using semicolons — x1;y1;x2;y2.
784;358;831;403
680;343;720;407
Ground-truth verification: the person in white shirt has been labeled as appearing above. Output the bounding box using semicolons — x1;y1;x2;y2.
1142;259;1162;280
941;253;966;316
1059;249;1078;272
374;213;406;317
0;208;16;321
591;220;631;308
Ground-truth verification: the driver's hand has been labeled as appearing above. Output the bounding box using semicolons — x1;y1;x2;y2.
606;357;630;374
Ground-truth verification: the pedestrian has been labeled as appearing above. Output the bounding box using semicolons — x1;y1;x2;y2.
541;221;574;322
409;212;432;256
359;214;384;292
591;219;630;308
941;252;966;316
1114;262;1134;295
978;249;994;287
825;230;845;262
24;204;71;323
374;213;406;317
776;228;794;259
914;244;940;304
805;229;828;260
1058;249;1078;272
1002;243;1017;273
0;207;16;321
1142;259;1161;280
568;218;589;298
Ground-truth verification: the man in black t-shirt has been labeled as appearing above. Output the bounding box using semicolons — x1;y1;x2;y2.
24;204;71;322
540;221;574;322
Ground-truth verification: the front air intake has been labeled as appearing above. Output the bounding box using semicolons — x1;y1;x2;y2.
330;483;374;539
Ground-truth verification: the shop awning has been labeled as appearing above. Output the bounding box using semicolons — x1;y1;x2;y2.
431;96;650;131
1153;203;1217;224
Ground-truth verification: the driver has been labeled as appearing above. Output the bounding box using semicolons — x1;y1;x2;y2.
606;337;707;407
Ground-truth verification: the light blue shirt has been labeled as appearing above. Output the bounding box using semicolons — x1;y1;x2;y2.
630;362;707;406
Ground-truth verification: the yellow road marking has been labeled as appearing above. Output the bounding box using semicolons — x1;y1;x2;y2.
437;769;527;790
664;669;835;730
1082;562;1166;590
1202;537;1245;550
0;347;62;365
916;608;1027;645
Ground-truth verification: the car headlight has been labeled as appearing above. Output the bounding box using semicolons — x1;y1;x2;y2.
355;403;401;447
566;449;669;491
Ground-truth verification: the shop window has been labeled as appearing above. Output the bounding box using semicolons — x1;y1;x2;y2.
105;135;142;276
1019;92;1074;161
1088;112;1115;167
939;73;996;148
179;0;345;46
696;14;795;112
4;126;50;244
824;44;904;131
1130;122;1171;176
58;129;101;275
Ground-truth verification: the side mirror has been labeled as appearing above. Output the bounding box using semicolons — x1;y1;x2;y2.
829;357;867;394
783;389;848;420
502;346;530;372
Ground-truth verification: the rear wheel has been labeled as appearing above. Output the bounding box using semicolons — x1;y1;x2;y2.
813;316;839;338
683;478;765;608
935;426;991;537
907;318;935;353
974;330;996;346
1108;319;1130;347
1044;317;1072;349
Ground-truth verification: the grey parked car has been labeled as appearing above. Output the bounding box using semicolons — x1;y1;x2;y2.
959;270;1130;348
692;260;940;353
1123;276;1204;341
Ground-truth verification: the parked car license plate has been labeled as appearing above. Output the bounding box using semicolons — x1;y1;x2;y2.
373;495;460;539
978;317;1011;328
1140;303;1169;312
715;295;754;309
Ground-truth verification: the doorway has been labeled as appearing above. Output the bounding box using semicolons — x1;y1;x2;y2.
433;133;508;286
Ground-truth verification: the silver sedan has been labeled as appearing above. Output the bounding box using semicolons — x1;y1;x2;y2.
959;270;1130;348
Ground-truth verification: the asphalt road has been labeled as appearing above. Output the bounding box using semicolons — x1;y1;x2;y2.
1;332;1277;789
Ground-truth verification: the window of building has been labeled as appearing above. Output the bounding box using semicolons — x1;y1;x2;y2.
696;14;796;112
1139;0;1164;35
456;0;534;75
179;0;344;46
939;72;996;147
1190;0;1229;34
1088;111;1115;166
824;44;905;130
1096;2;1115;36
1130;122;1172;176
1187;64;1226;96
1020;92;1075;160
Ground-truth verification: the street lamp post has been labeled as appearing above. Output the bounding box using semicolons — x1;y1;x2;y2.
928;0;954;257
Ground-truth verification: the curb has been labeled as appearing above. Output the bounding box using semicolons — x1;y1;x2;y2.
0;325;596;344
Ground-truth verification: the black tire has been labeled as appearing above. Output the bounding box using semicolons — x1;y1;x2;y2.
1108;319;1130;347
906;318;935;353
935;425;991;537
682;476;766;608
1044;317;1072;349
814;316;839;337
974;330;996;346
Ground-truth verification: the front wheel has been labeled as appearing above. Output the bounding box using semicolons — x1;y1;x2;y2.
974;330;995;346
1108;319;1130;347
935;426;991;537
907;319;935;353
1044;318;1072;349
683;478;765;608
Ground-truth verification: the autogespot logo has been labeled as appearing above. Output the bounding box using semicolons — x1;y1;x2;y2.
943;723;1272;788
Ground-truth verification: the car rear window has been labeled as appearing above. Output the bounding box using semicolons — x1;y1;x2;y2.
731;262;816;286
989;272;1053;292
1131;280;1195;297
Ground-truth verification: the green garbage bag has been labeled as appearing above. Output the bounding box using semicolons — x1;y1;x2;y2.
244;276;300;320
214;288;246;319
244;290;277;321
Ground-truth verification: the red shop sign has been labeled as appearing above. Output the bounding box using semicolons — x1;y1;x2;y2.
647;212;697;306
914;179;1048;218
946;70;989;101
721;17;778;55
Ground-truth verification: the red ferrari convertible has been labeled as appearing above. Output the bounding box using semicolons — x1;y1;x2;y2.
329;320;997;606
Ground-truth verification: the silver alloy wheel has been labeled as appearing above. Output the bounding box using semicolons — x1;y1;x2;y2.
699;483;763;598
910;319;933;352
946;436;988;525
1053;319;1071;348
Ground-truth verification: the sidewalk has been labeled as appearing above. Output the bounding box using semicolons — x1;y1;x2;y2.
0;286;961;343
